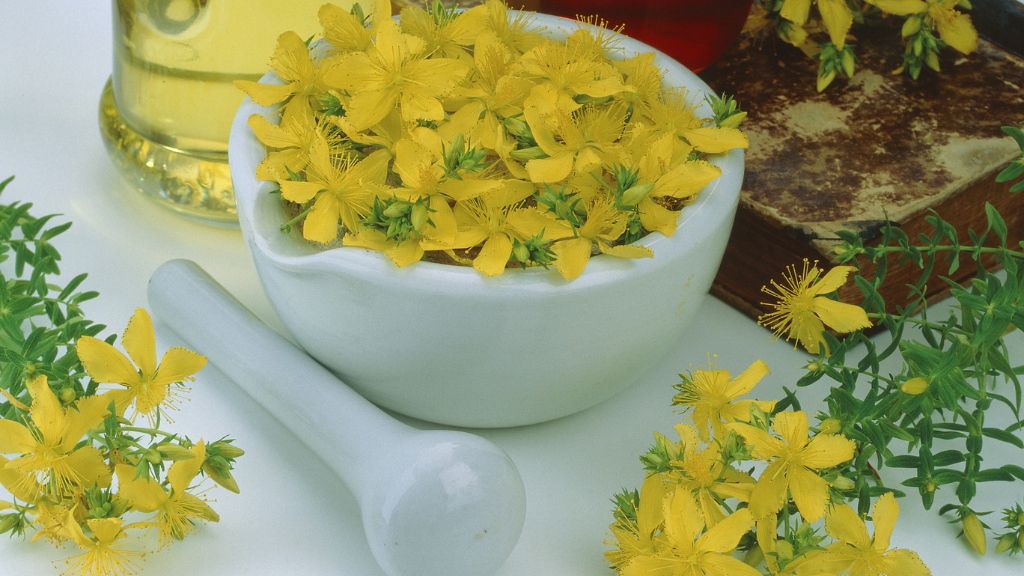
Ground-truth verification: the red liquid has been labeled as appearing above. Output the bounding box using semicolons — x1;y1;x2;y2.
537;0;752;71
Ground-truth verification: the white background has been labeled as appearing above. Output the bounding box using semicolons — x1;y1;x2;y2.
0;2;1022;575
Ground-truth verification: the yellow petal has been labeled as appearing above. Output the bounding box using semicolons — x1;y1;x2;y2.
152;348;207;388
303;193;341;244
122;308;156;377
702;552;764;576
663;488;704;548
0;421;35;454
343;227;391;251
801;433;856;469
780;0;812;25
868;0;928;15
884;549;931;576
440;178;503;202
818;0;854;48
682;127;749;154
247;114;298;149
728;423;784;460
62;510;91;548
637;474;668;535
724;359;770;399
270;31;315;83
344;89;399;132
810;265;856;295
638;200;678;236
813;298;872;333
401;93;446;124
474;233;513;276
872;492;900;552
26;375;64;446
789;467;831;522
178;491;221;523
319;3;372;53
86;518;124;545
749;461;789;518
551;237;593;281
697;508;753;553
0;455;38;502
403;58;470;98
526;153;574;183
76;336;141;386
506;209;573;240
825;503;871;548
931;6;978;54
64;447;111;489
280;181;324;204
116;464;167;512
792;311;827;354
772;411;810;447
60;393;122;453
234;80;297;107
599;242;653;259
654;160;721;199
169;442;206;495
385;239;425;268
257;149;305;182
423;197;458;246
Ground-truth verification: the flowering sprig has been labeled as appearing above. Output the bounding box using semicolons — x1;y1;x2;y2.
240;0;747;280
0;179;243;576
749;0;978;90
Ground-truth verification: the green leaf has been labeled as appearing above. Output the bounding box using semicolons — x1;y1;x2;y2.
984;203;1008;245
982;427;1024;448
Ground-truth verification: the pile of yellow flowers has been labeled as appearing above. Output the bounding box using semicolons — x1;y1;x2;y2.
607;358;930;576
750;0;978;90
239;0;748;280
0;309;241;576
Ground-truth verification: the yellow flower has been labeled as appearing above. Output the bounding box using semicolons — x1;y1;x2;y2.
522;85;628;183
0;376;122;500
322;19;470;131
478;0;545;55
867;0;977;54
626;135;723;236
622;489;759;576
758;260;872;354
319;0;392;54
638;90;748;155
235;31;324;117
793;493;931;575
449;197;570;276
674;359;776;442
606;473;669;570
116;442;219;545
248;102;322;182
669;424;756;526
76;308;206;420
515;38;630;114
550;197;653;281
63;513;139;576
780;0;854;49
399;3;487;60
278;135;391;244
729;411;856;523
927;0;978;54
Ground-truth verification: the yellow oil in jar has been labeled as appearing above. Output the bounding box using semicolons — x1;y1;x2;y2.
100;0;359;224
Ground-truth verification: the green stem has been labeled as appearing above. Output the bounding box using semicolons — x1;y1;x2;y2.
871;244;1024;259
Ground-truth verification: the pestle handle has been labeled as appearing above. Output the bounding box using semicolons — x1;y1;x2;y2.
147;260;526;576
147;259;410;493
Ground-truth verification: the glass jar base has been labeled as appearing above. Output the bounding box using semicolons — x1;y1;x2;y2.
98;78;238;226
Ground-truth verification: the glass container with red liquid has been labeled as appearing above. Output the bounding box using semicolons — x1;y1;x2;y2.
536;0;752;72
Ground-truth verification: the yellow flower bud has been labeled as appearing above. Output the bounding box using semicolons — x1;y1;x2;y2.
157;444;197;461
620;183;655;207
832;476;856;491
410;203;429;232
0;514;20;535
819;418;842;434
963;513;987;555
383;202;411;219
1019;531;1024;550
925;51;940;72
776;540;795;561
145;449;163;465
841;51;856;78
996;533;1015;554
902;16;922;38
719;111;747;129
901;377;929;395
58;387;77;404
817;69;837;92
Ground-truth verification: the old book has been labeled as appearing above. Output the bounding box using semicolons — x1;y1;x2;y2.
700;8;1024;321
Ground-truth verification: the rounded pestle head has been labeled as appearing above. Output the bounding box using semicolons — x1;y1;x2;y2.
360;430;526;576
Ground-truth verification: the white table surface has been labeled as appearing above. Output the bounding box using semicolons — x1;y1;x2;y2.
1;3;1021;575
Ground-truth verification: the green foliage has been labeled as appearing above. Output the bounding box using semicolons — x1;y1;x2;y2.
812;172;1024;552
0;176;106;417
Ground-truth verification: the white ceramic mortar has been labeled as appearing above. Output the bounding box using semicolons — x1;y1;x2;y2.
228;13;744;427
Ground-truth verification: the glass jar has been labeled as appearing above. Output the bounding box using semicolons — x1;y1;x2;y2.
99;0;337;225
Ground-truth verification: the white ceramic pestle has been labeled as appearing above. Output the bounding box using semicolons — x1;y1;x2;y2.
147;259;526;576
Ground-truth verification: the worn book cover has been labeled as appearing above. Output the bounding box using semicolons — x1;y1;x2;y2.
700;5;1024;320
